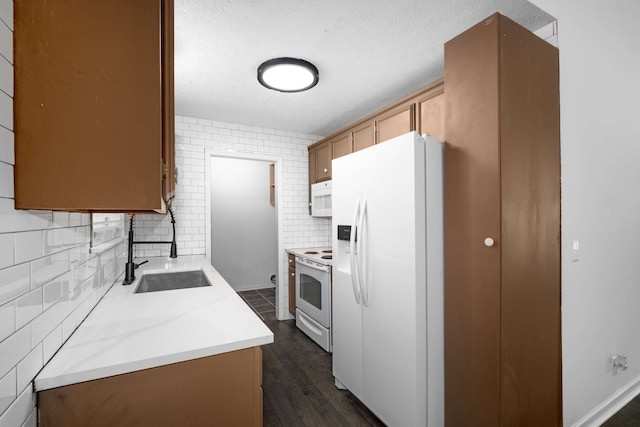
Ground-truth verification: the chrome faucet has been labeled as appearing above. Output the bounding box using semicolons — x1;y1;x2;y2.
123;207;178;285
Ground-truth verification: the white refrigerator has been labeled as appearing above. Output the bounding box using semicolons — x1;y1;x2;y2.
332;131;444;427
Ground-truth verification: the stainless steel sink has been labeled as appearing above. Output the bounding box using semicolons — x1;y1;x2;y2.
134;270;211;293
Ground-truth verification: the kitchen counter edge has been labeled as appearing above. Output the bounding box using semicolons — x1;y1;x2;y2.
34;256;274;391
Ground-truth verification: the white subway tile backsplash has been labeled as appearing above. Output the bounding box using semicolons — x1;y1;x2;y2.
29;306;55;348
69;213;82;226
0;386;34;427
0;263;29;307
15;289;42;329
0;369;15;415
42;326;62;364
0;232;13;269
14;231;43;264
43;272;67;311
0;55;11;97
0;90;10;131
0;326;29;380
21;408;37;427
51;212;69;229
0;301;14;341
0;0;12;31
61;309;77;342
0;125;13;165
0;160;12;198
31;251;69;290
0;17;9;65
29;255;53;290
16;344;42;393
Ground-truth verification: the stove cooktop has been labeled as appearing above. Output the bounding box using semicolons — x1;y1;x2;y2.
290;247;333;266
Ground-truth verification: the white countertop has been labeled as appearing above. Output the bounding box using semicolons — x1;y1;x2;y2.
35;256;274;391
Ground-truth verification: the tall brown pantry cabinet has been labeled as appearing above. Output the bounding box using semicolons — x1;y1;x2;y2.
444;14;561;427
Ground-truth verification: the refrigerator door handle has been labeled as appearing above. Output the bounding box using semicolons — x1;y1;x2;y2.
349;199;362;304
358;198;368;307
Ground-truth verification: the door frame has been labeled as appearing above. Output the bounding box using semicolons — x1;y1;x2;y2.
204;149;286;319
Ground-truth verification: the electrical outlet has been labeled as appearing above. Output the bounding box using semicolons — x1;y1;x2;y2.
612;354;628;375
571;240;580;262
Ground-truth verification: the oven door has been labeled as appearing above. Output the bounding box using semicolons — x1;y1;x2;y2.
295;257;331;328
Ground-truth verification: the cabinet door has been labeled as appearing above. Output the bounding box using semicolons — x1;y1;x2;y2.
315;141;332;182
417;91;445;143
38;347;263;427
288;254;296;315
332;133;352;159
375;103;414;144
353;121;374;152
14;0;172;212
162;0;176;202
269;164;275;205
444;15;502;427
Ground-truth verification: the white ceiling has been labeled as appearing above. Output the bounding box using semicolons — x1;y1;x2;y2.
174;0;554;137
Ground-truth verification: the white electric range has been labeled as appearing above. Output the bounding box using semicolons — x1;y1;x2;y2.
287;246;333;351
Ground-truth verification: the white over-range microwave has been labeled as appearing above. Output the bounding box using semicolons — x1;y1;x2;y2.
310;180;331;217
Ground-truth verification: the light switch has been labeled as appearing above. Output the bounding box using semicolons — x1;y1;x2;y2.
571;240;580;262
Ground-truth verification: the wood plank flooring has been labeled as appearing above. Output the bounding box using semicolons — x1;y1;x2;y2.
601;395;640;426
238;289;384;427
237;290;640;426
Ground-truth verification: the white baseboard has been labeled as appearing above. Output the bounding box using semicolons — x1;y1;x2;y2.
232;283;275;292
571;374;640;427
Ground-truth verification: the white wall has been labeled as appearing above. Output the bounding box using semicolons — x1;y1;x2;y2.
0;2;126;426
210;157;277;290
135;115;331;318
529;0;640;425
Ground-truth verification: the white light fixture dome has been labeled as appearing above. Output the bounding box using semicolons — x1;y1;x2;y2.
257;58;319;93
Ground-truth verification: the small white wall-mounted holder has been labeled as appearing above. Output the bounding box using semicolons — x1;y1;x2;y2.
612;354;628;375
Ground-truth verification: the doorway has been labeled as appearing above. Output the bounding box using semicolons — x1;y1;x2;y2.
205;150;285;317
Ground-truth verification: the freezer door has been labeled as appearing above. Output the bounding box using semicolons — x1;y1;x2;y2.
331;149;364;400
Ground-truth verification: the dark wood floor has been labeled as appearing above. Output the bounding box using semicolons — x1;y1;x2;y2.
238;289;385;427
601;395;640;426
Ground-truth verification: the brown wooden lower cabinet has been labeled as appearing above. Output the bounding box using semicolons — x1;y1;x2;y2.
38;347;263;427
288;253;296;315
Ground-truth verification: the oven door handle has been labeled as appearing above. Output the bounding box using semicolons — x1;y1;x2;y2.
296;258;331;272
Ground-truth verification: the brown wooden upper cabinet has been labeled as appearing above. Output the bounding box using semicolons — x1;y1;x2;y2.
331;132;352;159
307;79;443;186
314;141;332;182
352;121;375;153
375;102;414;144
417;85;445;143
14;0;175;213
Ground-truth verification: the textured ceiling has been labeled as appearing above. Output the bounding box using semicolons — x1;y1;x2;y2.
174;0;554;137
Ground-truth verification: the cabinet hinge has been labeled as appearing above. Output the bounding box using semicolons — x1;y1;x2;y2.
162;161;167;179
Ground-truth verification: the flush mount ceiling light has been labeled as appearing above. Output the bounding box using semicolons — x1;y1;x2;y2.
257;58;319;93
